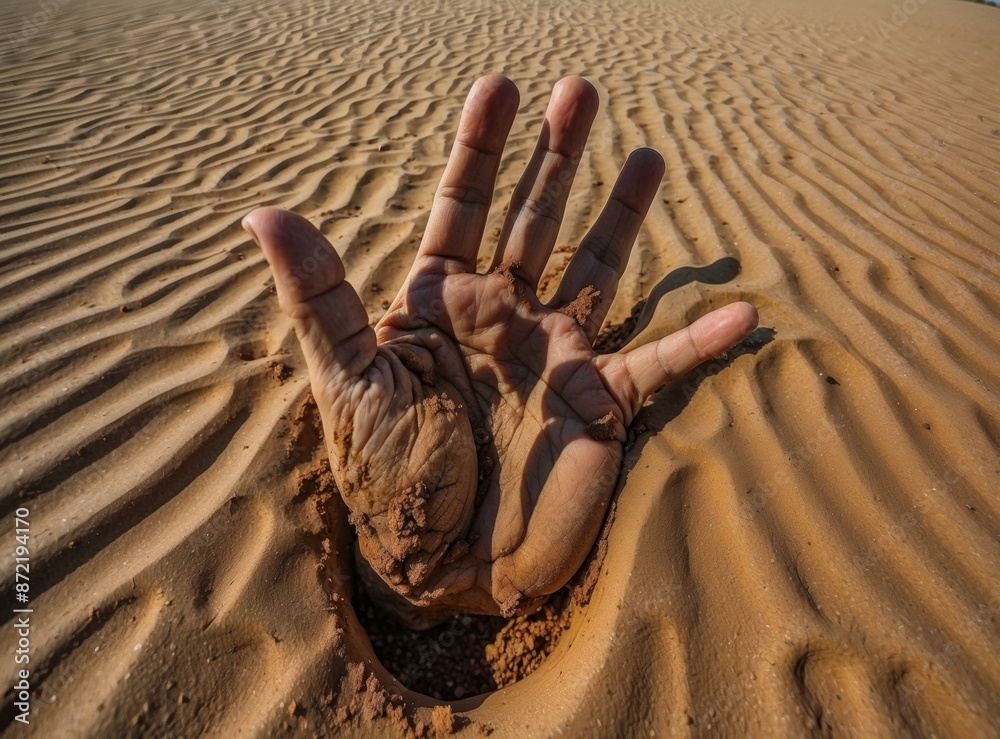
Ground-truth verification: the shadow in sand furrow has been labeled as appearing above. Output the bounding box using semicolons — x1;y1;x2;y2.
0;344;230;507
8;383;248;602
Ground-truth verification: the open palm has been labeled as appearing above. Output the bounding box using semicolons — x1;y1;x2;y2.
243;75;757;624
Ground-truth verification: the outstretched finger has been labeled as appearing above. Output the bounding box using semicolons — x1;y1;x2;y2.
415;74;520;273
242;207;376;398
597;301;759;422
490;76;599;288
549;147;664;341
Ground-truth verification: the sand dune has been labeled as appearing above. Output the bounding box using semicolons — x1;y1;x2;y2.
1;0;999;734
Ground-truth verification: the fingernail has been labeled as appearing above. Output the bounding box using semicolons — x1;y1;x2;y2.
241;216;260;244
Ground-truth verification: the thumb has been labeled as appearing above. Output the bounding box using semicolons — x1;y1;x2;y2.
242;207;376;395
598;301;759;422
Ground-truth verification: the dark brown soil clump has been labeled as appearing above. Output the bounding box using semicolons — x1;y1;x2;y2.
586;410;618;441
484;596;573;688
493;260;526;297
558;285;601;325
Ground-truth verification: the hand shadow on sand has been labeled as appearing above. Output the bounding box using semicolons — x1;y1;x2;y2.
598;256;775;463
595;256;745;353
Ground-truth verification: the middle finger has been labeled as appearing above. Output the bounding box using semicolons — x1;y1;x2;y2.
489;76;599;289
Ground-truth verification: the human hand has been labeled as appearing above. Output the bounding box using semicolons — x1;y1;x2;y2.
242;75;758;623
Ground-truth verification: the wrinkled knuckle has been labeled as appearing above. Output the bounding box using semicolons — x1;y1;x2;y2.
582;234;623;273
438;184;491;208
518;195;562;226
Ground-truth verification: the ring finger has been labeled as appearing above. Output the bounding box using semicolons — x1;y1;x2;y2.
549;147;665;342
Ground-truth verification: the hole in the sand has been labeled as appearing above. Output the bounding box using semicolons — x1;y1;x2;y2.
353;568;576;701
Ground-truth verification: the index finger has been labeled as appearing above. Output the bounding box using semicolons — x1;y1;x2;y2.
415;74;520;272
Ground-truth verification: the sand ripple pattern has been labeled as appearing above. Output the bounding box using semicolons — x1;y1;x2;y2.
1;0;998;733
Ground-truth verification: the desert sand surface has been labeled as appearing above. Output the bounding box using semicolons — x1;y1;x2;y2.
2;0;1000;734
